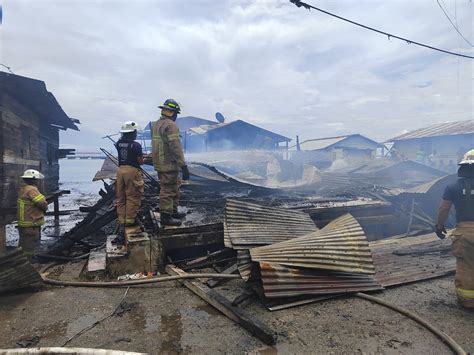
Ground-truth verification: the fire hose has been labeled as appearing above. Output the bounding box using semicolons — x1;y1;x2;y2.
356;293;467;355
41;273;240;287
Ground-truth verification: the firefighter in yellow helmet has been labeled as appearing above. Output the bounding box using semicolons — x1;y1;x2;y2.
151;99;190;226
436;149;474;309
17;169;48;256
115;121;145;236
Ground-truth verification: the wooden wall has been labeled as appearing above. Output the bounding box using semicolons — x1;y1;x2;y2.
0;94;60;225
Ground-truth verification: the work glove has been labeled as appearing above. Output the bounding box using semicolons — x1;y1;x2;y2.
181;165;190;181
435;224;447;239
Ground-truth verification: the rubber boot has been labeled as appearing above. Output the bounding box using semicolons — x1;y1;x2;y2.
161;213;182;227
172;209;187;219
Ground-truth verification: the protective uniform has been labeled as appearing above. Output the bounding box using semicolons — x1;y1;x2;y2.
115;121;144;227
17;174;48;255
152;115;185;215
437;149;474;309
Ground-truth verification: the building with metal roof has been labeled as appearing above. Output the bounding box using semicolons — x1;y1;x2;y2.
387;120;474;168
183;119;291;152
139;118;290;153
289;134;384;169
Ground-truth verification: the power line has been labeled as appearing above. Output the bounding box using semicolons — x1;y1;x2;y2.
436;0;473;47
0;63;14;74
288;0;474;59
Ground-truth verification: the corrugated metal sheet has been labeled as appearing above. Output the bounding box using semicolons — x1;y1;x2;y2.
399;173;457;195
224;199;318;248
388;120;474;141
370;233;455;287
259;262;382;298
250;214;376;274
298;136;349;151
224;199;318;280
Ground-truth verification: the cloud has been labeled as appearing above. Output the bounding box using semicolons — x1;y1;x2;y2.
1;0;472;145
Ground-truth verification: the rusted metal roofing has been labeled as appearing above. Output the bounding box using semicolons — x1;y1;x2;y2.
388;120;474;141
258;262;382;298
224;199;317;249
224;199;318;280
250;214;376;274
370;233;455;287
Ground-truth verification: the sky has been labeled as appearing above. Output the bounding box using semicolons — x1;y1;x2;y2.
0;0;472;151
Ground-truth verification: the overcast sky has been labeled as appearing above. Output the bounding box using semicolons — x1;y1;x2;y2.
1;0;472;150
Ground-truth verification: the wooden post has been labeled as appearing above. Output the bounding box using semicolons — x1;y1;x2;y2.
53;196;60;221
0;224;6;253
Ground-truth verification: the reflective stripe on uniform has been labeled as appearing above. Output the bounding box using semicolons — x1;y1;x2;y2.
168;133;180;140
457;287;474;299
125;218;136;225
32;194;46;203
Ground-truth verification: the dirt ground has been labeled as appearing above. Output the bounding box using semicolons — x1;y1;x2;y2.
1;271;473;354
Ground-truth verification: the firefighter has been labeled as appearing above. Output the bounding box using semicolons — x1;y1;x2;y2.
436;149;474;309
151;99;190;226
17;169;48;256
115;121;145;235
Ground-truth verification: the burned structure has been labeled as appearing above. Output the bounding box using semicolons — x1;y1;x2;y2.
0;72;79;251
290;134;384;169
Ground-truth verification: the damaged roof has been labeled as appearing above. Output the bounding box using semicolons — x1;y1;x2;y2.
388;120;474;141
0;72;79;130
294;134;382;151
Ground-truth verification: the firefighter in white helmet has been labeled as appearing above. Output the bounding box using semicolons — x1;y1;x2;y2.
436;149;474;309
17;169;48;256
115;121;144;237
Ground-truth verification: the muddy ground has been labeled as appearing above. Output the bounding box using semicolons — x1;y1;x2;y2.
1;272;472;354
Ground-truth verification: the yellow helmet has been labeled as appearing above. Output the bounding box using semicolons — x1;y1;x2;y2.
459;149;474;165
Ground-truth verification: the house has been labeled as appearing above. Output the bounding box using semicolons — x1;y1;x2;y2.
387;120;474;169
0;72;79;250
140;119;291;153
184;120;291;152
175;116;217;132
290;134;384;169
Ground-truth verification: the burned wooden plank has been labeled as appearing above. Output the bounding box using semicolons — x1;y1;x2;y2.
159;223;224;251
207;263;239;288
165;265;276;345
48;200;117;255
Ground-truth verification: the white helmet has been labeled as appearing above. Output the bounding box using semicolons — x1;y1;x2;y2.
21;169;44;179
119;121;141;133
459;149;474;165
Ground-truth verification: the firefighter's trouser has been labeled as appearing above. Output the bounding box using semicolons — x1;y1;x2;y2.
116;166;144;225
18;226;41;257
158;172;181;214
452;221;474;309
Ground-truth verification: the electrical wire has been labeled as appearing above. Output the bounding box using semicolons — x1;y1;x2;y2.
436;0;473;47
288;0;474;59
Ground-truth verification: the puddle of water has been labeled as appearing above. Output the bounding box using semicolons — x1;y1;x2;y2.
159;311;183;354
145;313;161;333
40;321;67;339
